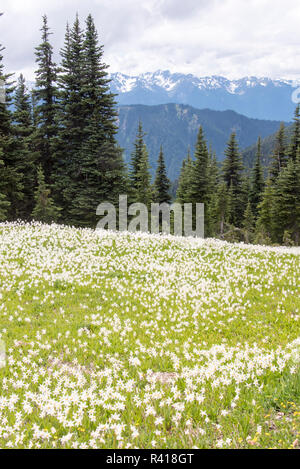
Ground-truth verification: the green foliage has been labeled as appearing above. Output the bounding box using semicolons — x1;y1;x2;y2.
135;144;153;207
13;74;37;219
243;201;255;243
269;123;287;182
250;137;264;218
32;166;60;223
33;15;58;180
176;148;193;204
153;146;171;204
222;133;245;226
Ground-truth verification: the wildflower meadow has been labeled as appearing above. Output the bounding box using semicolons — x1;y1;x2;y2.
0;222;299;449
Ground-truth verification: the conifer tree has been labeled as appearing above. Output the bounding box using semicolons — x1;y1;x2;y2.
273;150;300;243
0;27;24;220
188;126;210;205
211;181;228;237
130;121;146;192
13;74;36;218
32;166;60;223
256;178;276;242
270;123;287;181
250;137;264;218
135;144;152;207
68;14;127;226
288;105;300;162
243;201;254;243
33;15;58;181
222;133;244;226
153;146;171;204
0;161;10;221
55;14;127;226
54;18;85;220
187;127;211;233
176;147;193;204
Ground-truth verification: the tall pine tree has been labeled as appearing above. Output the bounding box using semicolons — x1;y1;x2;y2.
0;19;23;220
250;137;264;218
13;74;36;218
33;15;58;182
153;146;171;204
222;133;244;226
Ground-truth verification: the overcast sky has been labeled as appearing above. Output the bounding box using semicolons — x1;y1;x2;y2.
1;0;300;81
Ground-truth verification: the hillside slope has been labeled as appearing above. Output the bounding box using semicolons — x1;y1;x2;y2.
117;103;286;179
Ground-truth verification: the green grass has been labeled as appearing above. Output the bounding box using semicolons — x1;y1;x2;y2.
0;222;299;449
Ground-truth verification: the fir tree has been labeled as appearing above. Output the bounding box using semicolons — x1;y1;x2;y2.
135;144;152;207
153;146;171;204
53;18;85;220
33;15;58;181
54;14;127;226
243;201;254;243
211;181;228;237
256;178;276;242
222;133;244;226
32;166;60;223
250;137;264;218
176;147;193;204
0;160;10;221
288;105;300;162
188;126;210;234
13;74;36;218
188;126;210;205
68;14;127;226
0;28;24;220
130;121;146;193
273;150;300;243
270;123;287;181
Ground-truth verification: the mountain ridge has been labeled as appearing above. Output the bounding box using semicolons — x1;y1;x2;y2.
110;70;299;122
117;103;286;180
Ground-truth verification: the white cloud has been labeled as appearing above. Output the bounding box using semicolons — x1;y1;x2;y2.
1;0;300;80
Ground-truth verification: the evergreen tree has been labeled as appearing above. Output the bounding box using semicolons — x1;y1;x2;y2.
130;121;146;192
0;27;24;220
243;201;254;243
13;74;36;218
0;160;10;221
32;166;60;223
256;178;276;242
250;137;264;218
270;123;287;181
176;147;193;204
211;181;228;237
188;126;211;234
54;14;127;226
288;105;300;162
273;150;300;243
68;14;127;226
222;133;244;226
205;152;220;236
135;144;152;207
54;18;85;220
153;146;171;204
33;15;58;181
188;126;210;205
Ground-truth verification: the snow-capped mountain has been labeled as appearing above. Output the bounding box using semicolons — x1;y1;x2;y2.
109;70;298;121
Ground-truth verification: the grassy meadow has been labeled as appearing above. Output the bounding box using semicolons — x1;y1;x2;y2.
0;222;299;449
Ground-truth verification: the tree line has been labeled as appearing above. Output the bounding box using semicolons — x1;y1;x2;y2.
0;13;299;245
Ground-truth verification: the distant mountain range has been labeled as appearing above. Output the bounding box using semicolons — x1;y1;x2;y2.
111;70;299;122
117;104;285;180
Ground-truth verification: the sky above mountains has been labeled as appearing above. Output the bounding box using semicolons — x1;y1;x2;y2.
1;0;300;81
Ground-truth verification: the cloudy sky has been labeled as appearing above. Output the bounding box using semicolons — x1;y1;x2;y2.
1;0;300;81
